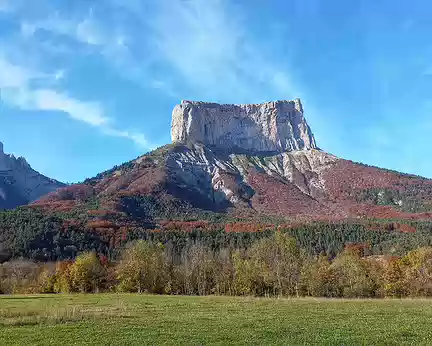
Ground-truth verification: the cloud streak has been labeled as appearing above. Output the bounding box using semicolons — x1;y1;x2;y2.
0;55;150;148
32;89;109;127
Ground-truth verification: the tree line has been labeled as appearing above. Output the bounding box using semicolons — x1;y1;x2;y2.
2;232;432;298
3;207;432;263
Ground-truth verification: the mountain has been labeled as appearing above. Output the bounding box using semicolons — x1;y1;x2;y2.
0;141;65;209
2;98;432;262
32;99;432;223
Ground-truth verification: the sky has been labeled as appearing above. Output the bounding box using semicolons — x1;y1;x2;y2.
0;0;431;183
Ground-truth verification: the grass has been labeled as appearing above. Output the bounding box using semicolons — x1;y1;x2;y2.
1;295;432;345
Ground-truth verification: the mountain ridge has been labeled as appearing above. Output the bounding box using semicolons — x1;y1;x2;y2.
30;99;432;223
0;141;65;209
2;99;432;261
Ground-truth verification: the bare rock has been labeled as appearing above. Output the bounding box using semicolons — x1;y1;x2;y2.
171;99;317;153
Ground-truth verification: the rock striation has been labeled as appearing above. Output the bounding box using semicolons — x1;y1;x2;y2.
171;99;317;153
0;141;65;209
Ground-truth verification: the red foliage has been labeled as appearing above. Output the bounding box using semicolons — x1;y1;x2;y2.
35;185;95;203
30;200;77;213
247;169;329;218
322;159;432;220
95;167;166;197
99;255;109;266
29;144;432;225
397;223;417;233
86;220;119;230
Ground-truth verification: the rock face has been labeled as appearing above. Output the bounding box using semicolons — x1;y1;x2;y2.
166;142;338;215
0;141;65;209
171;99;317;153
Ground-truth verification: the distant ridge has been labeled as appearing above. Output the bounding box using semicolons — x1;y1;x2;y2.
0;141;65;209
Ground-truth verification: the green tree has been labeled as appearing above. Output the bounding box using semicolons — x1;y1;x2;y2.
232;251;263;296
53;261;73;293
400;247;432;296
116;240;166;293
36;269;56;293
70;252;105;293
331;249;382;298
300;255;339;297
233;233;302;297
383;258;406;297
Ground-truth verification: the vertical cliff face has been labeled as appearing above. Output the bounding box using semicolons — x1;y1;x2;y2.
171;99;317;153
0;141;65;209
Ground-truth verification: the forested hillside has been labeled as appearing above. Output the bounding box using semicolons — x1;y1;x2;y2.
2;142;432;264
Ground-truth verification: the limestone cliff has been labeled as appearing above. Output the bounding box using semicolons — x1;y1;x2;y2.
171;99;317;153
0;141;65;209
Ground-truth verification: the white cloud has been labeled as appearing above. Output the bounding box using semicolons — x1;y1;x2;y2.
103;128;151;149
0;55;150;148
0;56;36;89
76;18;104;46
32;89;109;127
19;11;127;55
147;0;299;101
0;56;108;127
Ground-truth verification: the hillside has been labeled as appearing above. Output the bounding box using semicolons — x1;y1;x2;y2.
32;141;432;223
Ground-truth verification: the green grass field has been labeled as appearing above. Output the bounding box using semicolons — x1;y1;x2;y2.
1;295;432;345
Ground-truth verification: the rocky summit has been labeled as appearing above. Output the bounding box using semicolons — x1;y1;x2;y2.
0;141;65;209
171;99;316;153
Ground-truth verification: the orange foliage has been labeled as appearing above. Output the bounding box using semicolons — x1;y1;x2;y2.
86;220;119;230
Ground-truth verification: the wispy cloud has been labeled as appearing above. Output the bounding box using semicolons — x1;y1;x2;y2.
146;0;299;101
12;0;298;103
0;56;37;88
19;10;128;56
0;55;150;148
103;128;151;149
1;0;299;148
31;89;109;127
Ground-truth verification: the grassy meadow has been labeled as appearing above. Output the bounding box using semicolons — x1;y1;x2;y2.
1;294;432;345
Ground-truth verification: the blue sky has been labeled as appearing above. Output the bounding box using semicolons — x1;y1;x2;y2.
0;0;431;183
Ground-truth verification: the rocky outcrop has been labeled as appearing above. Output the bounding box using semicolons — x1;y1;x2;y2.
171;99;317;153
168;99;332;215
165;142;338;215
0;141;65;209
